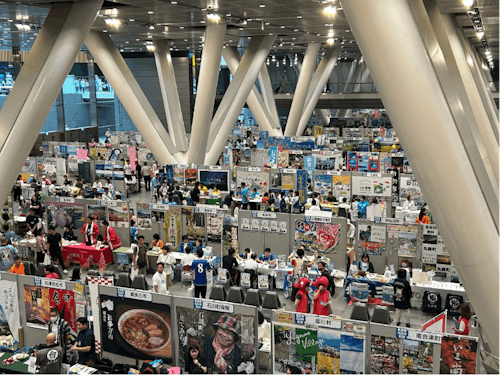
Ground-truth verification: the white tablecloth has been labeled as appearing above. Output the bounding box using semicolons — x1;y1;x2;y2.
410;281;467;310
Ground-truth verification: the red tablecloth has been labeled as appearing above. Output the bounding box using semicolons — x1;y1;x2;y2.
63;244;113;268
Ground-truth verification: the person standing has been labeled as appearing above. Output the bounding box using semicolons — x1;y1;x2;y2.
36;229;48;264
393;268;412;328
190;182;201;206
312;276;331;316
26;207;40;237
151;172;159;199
36;333;64;374
357;196;369;219
157;245;175;292
191;248;211;298
240;183;249;210
70;317;96;366
152;262;169;295
48;308;75;363
294;278;311;313
317;260;335;296
0;236;18;272
81;216;99;245
416;207;431;224
135;161;142;192
102;220;122;250
222;247;239;285
453;303;472;335
47;226;68;274
132;235;149;275
123;161;132;181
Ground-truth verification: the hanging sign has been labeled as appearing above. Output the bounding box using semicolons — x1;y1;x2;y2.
34;277;66;290
116;288;152;302
193;299;234;313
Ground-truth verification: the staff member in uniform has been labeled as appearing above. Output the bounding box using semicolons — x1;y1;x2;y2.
81;216;99;245
70;317;96;366
102;220;122;250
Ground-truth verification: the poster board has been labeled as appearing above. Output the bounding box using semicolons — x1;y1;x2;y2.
172;296;259;373
351;173;392;198
45;198;86;230
236;168;271;195
399;174;424;207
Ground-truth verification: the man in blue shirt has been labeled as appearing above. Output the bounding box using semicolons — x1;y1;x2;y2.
357;196;369;219
178;235;193;253
258;247;276;265
241;182;249;210
238;247;251;260
191;248;211;298
151;172;159;194
70;317;96;366
0;236;18;271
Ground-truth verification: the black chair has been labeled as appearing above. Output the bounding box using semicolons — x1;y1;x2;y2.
338;207;348;218
87;269;100;277
23;261;36;275
53;267;63;280
116;272;131;288
262;291;282;309
209;285;227;301
371;307;391;325
131;275;148;290
226;287;245;303
243;289;262;307
350;304;370;322
36;264;46;277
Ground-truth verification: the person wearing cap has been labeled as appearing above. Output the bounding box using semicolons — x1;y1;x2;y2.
257;247;276;265
102;220;121;250
202;314;242;373
41;175;51;185
81;216;99;245
27;174;37;184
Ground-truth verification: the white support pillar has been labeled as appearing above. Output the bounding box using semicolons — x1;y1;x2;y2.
205;35;276;165
284;42;321;136
419;0;498;186
85;31;180;165
318;109;331;125
154;39;188;152
342;0;499;355
336;53;362;118
186;22;226;165
0;0;102;206
296;45;341;136
222;46;281;136
258;64;281;130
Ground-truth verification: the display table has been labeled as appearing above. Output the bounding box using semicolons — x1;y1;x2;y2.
0;352;29;373
344;275;393;304
235;261;277;276
304;202;339;213
147;250;217;270
63;243;113;268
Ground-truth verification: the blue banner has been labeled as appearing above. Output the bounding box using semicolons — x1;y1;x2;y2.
303;155;315;180
164;165;174;184
59;145;67;157
296;170;308;204
269;147;278;167
256;140;264;150
260;131;269;140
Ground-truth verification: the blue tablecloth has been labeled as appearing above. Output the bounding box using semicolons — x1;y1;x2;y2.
344;276;393;303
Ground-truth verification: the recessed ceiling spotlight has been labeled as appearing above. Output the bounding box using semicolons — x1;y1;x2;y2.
148;11;154;14
125;41;129;43
103;29;108;32
294;29;299;32
171;1;177;4
200;20;206;23
149;24;155;29
297;15;302;18
259;4;265;7
265;22;270;25
281;25;285;28
239;27;243;30
226;13;231;16
207;13;220;22
180;26;184;29
323;6;336;16
129;18;135;21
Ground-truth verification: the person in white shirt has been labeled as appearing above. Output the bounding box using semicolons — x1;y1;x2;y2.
152;262;168;294
102;188;112;201
233;202;241;219
346;219;356;245
48;182;57;196
104;179;113;191
309;200;321;211
403;196;416;211
351;198;359;212
157;245;175;290
182;246;197;266
123;161;132;179
92;179;102;189
243;253;260;271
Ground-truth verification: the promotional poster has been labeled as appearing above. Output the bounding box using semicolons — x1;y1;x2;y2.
370;335;400;374
439;336;477;374
46;202;86;229
177;306;256;374
294;220;341;253
100;295;172;362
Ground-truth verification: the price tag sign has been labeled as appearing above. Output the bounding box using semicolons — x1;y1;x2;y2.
117;288;152;302
34;277;66;290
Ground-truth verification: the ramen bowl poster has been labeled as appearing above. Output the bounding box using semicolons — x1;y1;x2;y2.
100;295;172;362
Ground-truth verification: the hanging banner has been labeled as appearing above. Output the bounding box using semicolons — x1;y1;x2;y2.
303;156;315;180
100;295;172;362
331;175;351;201
128;147;136;170
278;150;289;168
164;207;181;248
296;170;308;204
294;220;341;253
282;174;295;191
236;170;270;195
77;149;88;160
351;175;392;197
270;147;278;167
0;281;20;341
439;336;477;374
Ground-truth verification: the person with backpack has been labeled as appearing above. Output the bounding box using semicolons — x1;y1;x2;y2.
393;268;412;327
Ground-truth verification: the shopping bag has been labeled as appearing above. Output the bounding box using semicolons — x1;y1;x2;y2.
130;267;139;280
43;254;51;266
187;285;195;298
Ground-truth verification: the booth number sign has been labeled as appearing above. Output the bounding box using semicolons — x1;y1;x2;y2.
193;299;234;313
116;288;152;302
34;277;66;290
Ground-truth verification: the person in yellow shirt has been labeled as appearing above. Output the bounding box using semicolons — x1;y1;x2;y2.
9;256;25;275
200;183;209;195
211;186;220;196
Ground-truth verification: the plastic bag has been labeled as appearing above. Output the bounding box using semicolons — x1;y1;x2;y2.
130;267;139;280
187;285;195;298
43;254;51;266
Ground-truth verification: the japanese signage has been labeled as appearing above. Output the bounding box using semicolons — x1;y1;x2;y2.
116;288;152;302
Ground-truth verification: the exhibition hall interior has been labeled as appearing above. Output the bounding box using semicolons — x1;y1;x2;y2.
0;0;497;373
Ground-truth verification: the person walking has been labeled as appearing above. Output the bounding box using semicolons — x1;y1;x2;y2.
394;268;412;327
153;262;169;295
47;226;68;274
357;196;369;219
143;162;151;192
135;161;142;192
132;235;149;275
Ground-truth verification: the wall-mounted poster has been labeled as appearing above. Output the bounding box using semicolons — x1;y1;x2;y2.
340;333;365;374
108;202;129;228
100;295;172;362
314;175;332;200
23;286;76;332
398;232;418;258
46;202;86;229
237;170;270;195
282;174;295;191
251;219;260;231
87;205;106;226
250;149;270;166
402;339;433;373
182;207;206;239
330;175;351;202
294;220;341;253
0;281;20;341
173;167;185;185
399;176;424;207
358;223;385;243
351;176;392;197
136;203;152;230
360;241;383;256
289;153;304;169
279;221;288;234
439;336;477;374
317;329;341;374
241;218;250;231
185;168;197;186
274;324;317;374
370;335;400;374
176;306;256;374
164;207;181;248
278;151;289;168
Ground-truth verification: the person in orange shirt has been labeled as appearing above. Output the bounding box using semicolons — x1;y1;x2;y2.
416;207;431;224
9;256;25;275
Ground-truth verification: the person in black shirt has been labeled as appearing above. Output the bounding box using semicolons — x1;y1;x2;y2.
393;268;412;327
135;161;142;192
190;182;201;206
224;191;234;209
71;317;96;366
222;247;239;284
30;191;42;217
63;225;76;241
26;208;39;236
318;260;335;296
47;226;67;274
326;192;337;203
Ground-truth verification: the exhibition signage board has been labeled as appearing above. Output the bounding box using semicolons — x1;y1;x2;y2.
116;288;153;302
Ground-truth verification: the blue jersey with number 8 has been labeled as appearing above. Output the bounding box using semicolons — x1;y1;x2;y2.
191;259;210;286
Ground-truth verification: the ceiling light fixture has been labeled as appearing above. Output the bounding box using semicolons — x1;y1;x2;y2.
171;1;177;3
148;10;154;14
207;13;221;22
149;24;155;29
477;31;484;38
323;6;336;16
129;18;135;21
259;4;265;7
463;0;474;6
297;15;302;18
146;45;156;51
327;38;334;45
